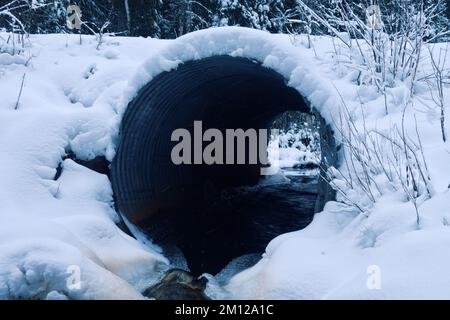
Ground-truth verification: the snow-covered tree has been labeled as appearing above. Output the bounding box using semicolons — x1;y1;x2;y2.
374;0;449;41
215;0;286;31
155;0;215;38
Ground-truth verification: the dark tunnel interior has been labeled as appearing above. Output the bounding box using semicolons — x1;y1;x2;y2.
111;56;336;275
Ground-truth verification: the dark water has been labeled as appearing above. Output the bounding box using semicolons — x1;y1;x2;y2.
175;169;319;275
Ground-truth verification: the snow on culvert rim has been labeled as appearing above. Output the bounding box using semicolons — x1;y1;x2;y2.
115;27;340;141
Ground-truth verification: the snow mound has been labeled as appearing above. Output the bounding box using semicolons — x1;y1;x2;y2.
0;34;169;299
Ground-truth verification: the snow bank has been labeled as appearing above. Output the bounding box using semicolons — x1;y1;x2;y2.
268;124;321;171
0;34;169;299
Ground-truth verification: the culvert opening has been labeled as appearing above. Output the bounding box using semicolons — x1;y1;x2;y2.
111;56;337;275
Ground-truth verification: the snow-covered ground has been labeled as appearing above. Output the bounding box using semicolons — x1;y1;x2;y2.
0;34;170;299
1;27;450;299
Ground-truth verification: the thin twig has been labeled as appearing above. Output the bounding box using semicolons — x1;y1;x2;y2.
14;73;26;110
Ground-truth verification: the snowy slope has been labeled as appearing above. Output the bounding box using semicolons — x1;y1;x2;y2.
1;27;450;299
0;34;170;299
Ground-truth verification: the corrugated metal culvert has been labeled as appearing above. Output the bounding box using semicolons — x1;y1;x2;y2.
111;56;337;274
